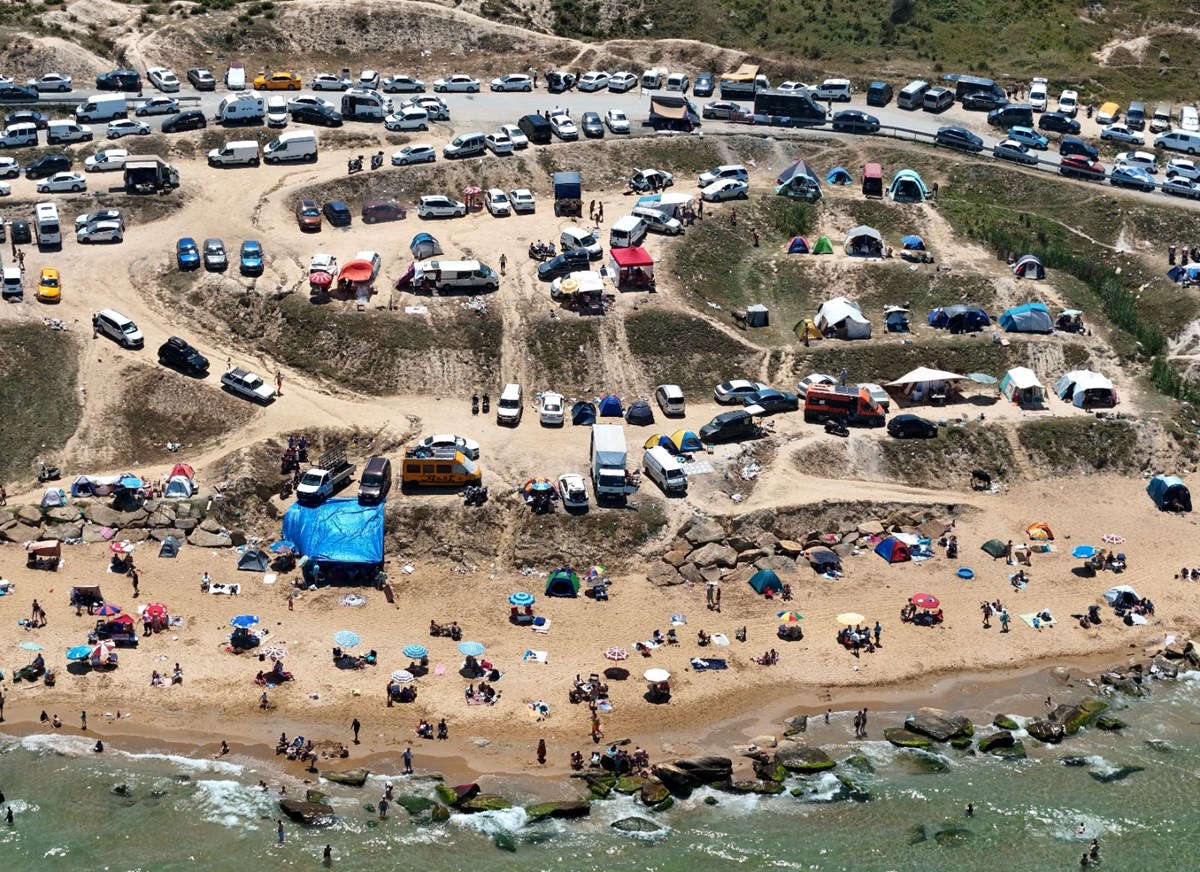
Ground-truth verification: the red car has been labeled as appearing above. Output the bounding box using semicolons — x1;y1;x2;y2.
296;199;322;231
1059;155;1105;182
362;200;407;223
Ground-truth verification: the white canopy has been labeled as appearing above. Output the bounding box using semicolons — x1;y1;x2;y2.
886;367;967;386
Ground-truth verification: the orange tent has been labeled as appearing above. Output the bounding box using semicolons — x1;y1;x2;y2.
1025;522;1054;541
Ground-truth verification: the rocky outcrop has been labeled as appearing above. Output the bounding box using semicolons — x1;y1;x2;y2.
639;778;670;806
458;794;512;813
279;799;334;826
841;753;875;773
614;775;644;795
650;756;732;797
684;519;725;546
1048;698;1108;735
395;795;438;816
884;728;932;749
729;779;786;795
1095;716;1127;731
188;529;233;548
992;714;1020;731
16;505;43;524
524;800;590;821
1089;765;1144;783
0;522;39;543
977;731;1015;754
904;708;973;742
582;773;614;798
45;522;83;540
688;542;737;568
611;816;664;833
435;783;480;806
45;506;81;522
775;744;836;773
321;768;369;787
1025;718;1066;744
990;740;1027;760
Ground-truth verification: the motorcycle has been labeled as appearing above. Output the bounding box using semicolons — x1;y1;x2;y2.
38;463;61;482
528;240;556;261
279;478;293;500
463;485;489;506
823;419;850;438
471;394;479;416
370;151;384;171
347;155;364;174
482;393;490;414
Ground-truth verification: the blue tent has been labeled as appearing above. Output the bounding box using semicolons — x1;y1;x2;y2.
887;169;929;203
787;235;810;254
572;401;596;426
929;304;990;333
598;394;624;417
874;537;911;563
775;159;822;201
748;569;783;594
1168;265;1200;283
1148;474;1192;512
901;235;925;250
999;302;1053;333
282;498;385;566
826;166;852;185
410;232;442;259
626;400;654;426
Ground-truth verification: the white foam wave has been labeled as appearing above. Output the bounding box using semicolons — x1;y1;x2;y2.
118;750;245;776
191;779;270;830
11;733;93;757
450;806;529;834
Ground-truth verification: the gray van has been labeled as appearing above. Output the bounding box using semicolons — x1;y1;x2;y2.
987;103;1034;128
358;455;392;504
866;81;893;107
643;446;687;495
1126;101;1146;131
517;113;552;145
922;87;954;113
897;80;929;110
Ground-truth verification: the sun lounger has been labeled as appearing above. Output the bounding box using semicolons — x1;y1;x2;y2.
690;658;728;671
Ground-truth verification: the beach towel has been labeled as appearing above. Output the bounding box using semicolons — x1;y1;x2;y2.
522;649;548;663
532;617;551;634
597;699;613;712
1008;574;1028;590
263;573;277;585
670;614;687;625
1020;612;1056;629
209;583;240;595
690;658;729;671
637;639;661;650
711;633;730;646
434;665;446;676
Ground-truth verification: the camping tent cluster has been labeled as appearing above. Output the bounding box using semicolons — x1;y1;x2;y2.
786;235;834;255
815;296;872;339
644;429;703;454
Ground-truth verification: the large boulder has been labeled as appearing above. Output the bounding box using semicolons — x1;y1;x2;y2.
45;506;81;522
84;504;122;527
117;508;150;527
977;731;1015;754
736;548;769;564
775;539;805;557
16;504;43;524
0;522;40;543
1095;716;1127;731
775;744;836;773
524;800;590;822
639;778;670;806
992;714;1020;731
279;799;334;827
394;795;438;816
435;783;479;806
147;506;176;528
188;529;232;548
884;727;932;749
1048;698;1108;735
610;816;665;833
904;708;974;742
688;542;737;568
727;535;758;552
684;519;725;546
583;773;615;798
753;555;797;574
729;779;786;795
677;563;705;586
81;525;110;543
321;768;369;787
662;548;690;568
458;794;512;813
649;765;698;798
199;517;222;533
45;522;82;540
614;775;645;795
990;740;1027;760
672;756;733;787
1025;719;1066;744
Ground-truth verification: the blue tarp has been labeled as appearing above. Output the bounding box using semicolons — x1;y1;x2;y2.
282;498;384;565
1148;474;1192;512
1168;265;1200;283
598;394;624;417
999;302;1053;333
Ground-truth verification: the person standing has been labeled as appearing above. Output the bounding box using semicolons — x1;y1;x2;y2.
824;709;831;725
80;710;87;731
323;845;332;864
1000;609;1010;633
714;585;721;612
402;744;413;774
860;708;868;737
981;601;992;629
0;688;6;722
537;738;547;765
378;796;390;819
352;718;361;744
499;253;507;276
852;710;862;737
839;367;849;386
873;621;882;647
275;370;284;396
130;568;139;599
751;227;761;247
5;807;13;825
277;819;285;844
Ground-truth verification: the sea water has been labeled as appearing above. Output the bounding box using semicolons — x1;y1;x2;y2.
2;674;1199;871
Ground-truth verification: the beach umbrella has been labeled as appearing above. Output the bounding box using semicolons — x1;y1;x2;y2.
333;631;361;648
644;668;670;683
66;645;92;661
603;646;629;661
144;603;167;620
458;641;485;657
604;667;630;680
230;614;260;629
309;270;333;287
19;641;43;651
90;641;115;662
402;644;428;659
269;540;296;554
1072;545;1097;559
391;669;416;683
836;612;866;626
585;565;607;580
912;593;940;610
776;611;804;622
967;373;998;385
463;184;481;195
262;645;288;661
508;592;535;607
1101;533;1125;544
95;604;122;617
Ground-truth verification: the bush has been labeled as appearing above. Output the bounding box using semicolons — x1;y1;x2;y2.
771;201;813;238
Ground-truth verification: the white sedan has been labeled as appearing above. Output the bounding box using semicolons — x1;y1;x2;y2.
608;72;637;93
135;97;179;116
27;73;72;92
311;73;350;91
0;181;9;196
605;109;630;133
147;67;180;92
382;75;425;93
500;123;528;148
540;392;565;425
484;188;511;216
550;113;578;140
392;144;436;165
490;74;532;92
287;95;337;113
416;195;466;218
509;188;535;212
714;379;768;404
221;367;276;404
419;433;480;459
36;172;86;193
558;473;589;509
77;221;123;244
1099;123;1144;145
1115;150;1159;173
578;71;610;92
107;119;150;139
485;132;514;155
701;178;749;202
1167;159;1200;181
433;74;480;93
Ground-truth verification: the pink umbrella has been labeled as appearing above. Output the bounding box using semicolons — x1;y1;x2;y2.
603;646;629;661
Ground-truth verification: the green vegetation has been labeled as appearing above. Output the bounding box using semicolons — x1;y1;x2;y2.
1016;418;1141;475
0;325;80;483
526;315;605;392
625;308;763;392
878;423;1015;487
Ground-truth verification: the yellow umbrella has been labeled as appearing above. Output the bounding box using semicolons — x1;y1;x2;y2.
836;612;865;626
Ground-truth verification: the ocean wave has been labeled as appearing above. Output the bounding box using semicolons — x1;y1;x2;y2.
190;779;272;830
7;733;94;758
449;805;530;834
117;750;246;776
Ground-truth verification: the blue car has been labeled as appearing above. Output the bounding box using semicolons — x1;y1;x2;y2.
176;236;200;270
1109;166;1155;193
240;240;264;276
742;389;800;414
1008;126;1048;150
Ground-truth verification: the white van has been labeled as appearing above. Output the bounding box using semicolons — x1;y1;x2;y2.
631;206;683;235
34;202;61;247
609;215;648;248
897;80;929;110
263;129;317;163
644;446;687;495
814;78;852;102
641;68;667;90
218;92;265;125
666;72;690;93
922;87;954;113
560;226;602;258
0;123;38;148
341;88;392;121
1181;105;1200;133
443;131;486;158
497;383;523;426
1155;130;1200;154
76;95;127;123
1;266;22;300
207;140;261;167
416;259;500;293
46;120;93;144
266;95;289;127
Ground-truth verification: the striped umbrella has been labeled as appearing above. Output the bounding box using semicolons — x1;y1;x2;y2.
458;641;485;657
391;670;415;683
261;646;288;661
402;644;428;659
96;604;122;617
508;592;535;607
603;646;629;661
776;611;804;622
334;631;361;648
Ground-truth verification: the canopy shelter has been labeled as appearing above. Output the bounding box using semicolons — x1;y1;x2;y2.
786;236;811;254
1012;254;1045;279
826;166;852;185
886;367;967;403
844;225;884;257
545;567;581;597
338;259;374;284
1054;370;1117;408
775;159;822;201
158;535;181;558
410;232;442;260
874;536;911;563
1148;474;1192;512
807;547;842;573
928;304;990;334
815;296;871;340
163;475;195;498
999;302;1053;333
572;400;597;426
237;548;270;572
883;306;911;333
748;568;783;594
861;162;884;198
626;400;654;426
648;95;698;129
282;498;386;584
598;394;624;417
887;169;929;203
1025;522;1054;541
1000;367;1046;406
40;487;65;508
812;235;834;255
609;246;654;290
70;474;122;498
901;235;925;250
1104;584;1140;608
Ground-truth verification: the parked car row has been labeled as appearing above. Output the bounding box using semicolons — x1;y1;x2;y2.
175;236;264;275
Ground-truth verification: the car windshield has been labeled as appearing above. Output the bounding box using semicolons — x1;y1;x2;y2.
42;276;58;287
121;323;138;334
245;376;263;389
302;206;319;216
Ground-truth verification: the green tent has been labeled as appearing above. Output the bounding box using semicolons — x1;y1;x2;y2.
812;236;834;255
545;567;581;597
748;569;783;594
980;539;1008;559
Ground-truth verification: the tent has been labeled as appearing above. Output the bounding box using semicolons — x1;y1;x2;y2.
886;367;967;401
981;539;1009;559
163;475;195;498
1000;367;1046;405
775;159;822;201
826;166;852;185
748;568;783;594
901;235;925;250
40;488;65;508
1168;264;1200;283
795;318;822;341
1053;370;1117;408
545;568;581;597
812;235;834;255
598;394;624;417
339;259;375;284
70;474;122;497
815;296;871;339
807;547;842;573
1012;254;1045;279
169;462;195;480
665;429;703;453
158;535;181;558
786;236;810;254
929;304;989;334
1148;474;1192;512
999;302;1053;333
1025;522;1055;541
410;233;442;259
238;548;270;572
887;169;929;203
626;401;654;426
609;246;654;289
874;537;911;563
572;401;597;426
1104;584;1140;608
282;498;386;572
744;304;769;328
844;225;883;257
883;306;911;333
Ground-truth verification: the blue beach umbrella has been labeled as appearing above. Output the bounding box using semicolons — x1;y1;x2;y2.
458;641;485;657
1072;545;1097;559
509;592;535;607
402;644;428;659
67;645;92;661
334;630;361;648
19;641;44;651
95;604;122;617
230;614;260;629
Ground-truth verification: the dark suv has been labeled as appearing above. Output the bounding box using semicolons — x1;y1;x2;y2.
322;201;352;227
96;69;141;91
1059;136;1098;160
536;248;591;280
162;110;207;133
1038;111;1081;135
887;414;937;439
291;105;343;127
158;336;209;375
25;154;71;179
699;410;760;443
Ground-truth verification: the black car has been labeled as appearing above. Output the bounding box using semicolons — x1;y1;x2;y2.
158;336;210;375
693;72;715;97
580;111;604;138
887;414;937;439
699;410;759;443
0;84;38;102
186;68;217;91
831;110;880;134
1038;111;1081;135
161;110;207;133
95;69;141;91
742;389;799;414
291;105;343;127
24;154;71;179
546;71;576;93
1059;136;1098;160
322;200;352;227
5;110;49;129
536;248;591;280
10;219;32;245
934;126;984;152
961;92;1008;112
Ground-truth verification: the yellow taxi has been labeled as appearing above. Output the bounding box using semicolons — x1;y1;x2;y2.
37;266;61;303
253;71;302;91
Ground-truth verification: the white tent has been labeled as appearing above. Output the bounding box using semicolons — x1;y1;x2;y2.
1000;366;1045;404
1054;370;1116;408
815;296;872;339
887;367;967;403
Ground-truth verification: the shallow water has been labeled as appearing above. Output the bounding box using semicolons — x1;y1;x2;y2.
2;674;1199;871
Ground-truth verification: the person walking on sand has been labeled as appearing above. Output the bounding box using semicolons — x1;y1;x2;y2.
499;253;507;276
131;568;139;599
352;718;361;744
537;738;547;765
80;710;87;731
752;227;761;247
981;601;992;629
874;621;882;647
275;370;284;396
403;744;413;774
1000;609;1010;633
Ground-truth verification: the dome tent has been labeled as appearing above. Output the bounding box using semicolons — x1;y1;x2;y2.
748;569;783;594
815;296;871;339
843;225;883;257
238;548;270;572
874;537;911;563
1012;254;1045;279
410;233;442;259
929;304;990;334
1000;367;1046;406
1147;474;1191;512
999;302;1053;333
626;400;654;426
1053;370;1117;408
826;166;852;185
787;236;811;254
158;535;181;558
545;567;581;597
812;235;834;255
886;169;929;203
598;394;624;417
572;401;597;426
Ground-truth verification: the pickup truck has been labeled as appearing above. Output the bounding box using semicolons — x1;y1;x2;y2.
296;446;356;504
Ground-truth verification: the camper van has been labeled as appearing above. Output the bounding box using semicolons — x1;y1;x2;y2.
207;140;261;167
75;95;127;123
401;448;481;488
341;88;392;121
497;383;523;426
415;259;499;293
609;215;648;248
802;385;885;426
517;114;552;144
263;129;318;163
217;92;265;125
643;446;687;495
897;81;929;110
34;202;61;247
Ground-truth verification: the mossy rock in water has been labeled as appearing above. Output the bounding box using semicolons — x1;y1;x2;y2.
977;731;1015;754
492;830;517;852
933;824;973;845
639;779;670;806
615;775;645;795
395;795;437;816
907;824;929;845
790;787;804;797
524;800;591;822
321;768;370;787
774;744;837;772
884;727;932;749
1095;716;1127;731
305;789;329;805
703;795;718;806
585;774;614;798
992;714;1020;731
949;737;973;750
729;779;787;795
897;749;950;773
652;796;674;812
835;774;871;802
841;753;876;774
430;804;450;823
1051;698;1108;735
611;816;664;833
990;740;1027;760
459;794;512;813
1059;756;1091;767
1089;765;1144;784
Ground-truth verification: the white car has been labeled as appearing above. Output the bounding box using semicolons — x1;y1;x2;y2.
84;148;127;172
358;69;380;90
1057;89;1078;117
485;132;514;155
1029;77;1048;112
406;95;449;120
75;209;125;231
540;392;565;426
382;75;425;93
36;172;86;193
135;97;179;116
0;181;10;196
558;473;589;509
499;123;528;148
699;164;748;186
629;168;674;191
550;113;578;140
1100;123;1144;145
384;108;429;131
509;188;535;212
311;73;350;91
1115;150;1159;173
266;95;288;127
795;373;837;398
433;74;480;93
605;109;630;133
107;119;150;139
701;178;749;202
1166;159;1200;181
416;195;466;218
578;71;610;92
484;188;511;216
714;379;768;403
147;67;180;92
392;144;436;165
221;367;276;403
419;433;480;460
777;80;810;93
608;72;637;93
77;221;123;244
0;156;18;178
27;73;72;92
490;74;532;92
287;95;337;113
